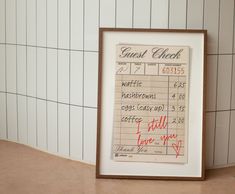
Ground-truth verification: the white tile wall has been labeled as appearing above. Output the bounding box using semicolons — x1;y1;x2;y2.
0;0;234;168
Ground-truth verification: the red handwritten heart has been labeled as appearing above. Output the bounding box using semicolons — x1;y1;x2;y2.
172;140;182;158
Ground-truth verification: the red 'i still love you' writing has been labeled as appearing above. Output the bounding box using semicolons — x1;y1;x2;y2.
136;116;181;158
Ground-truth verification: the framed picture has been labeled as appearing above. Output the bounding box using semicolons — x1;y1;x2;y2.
96;28;207;180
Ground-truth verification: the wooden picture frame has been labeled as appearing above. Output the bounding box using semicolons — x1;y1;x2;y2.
96;28;207;180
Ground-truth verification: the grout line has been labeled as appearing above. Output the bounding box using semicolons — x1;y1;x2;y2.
0;42;98;53
115;0;117;27
3;98;235;113
82;0;85;160
202;0;205;29
149;0;152;29
168;0;170;29
5;0;8;139
16;0;19;142
57;0;59;153
206;109;235;113
207;53;235;56
132;0;134;28
46;0;48;151
35;0;38;147
69;0;71;157
98;0;100;28
213;0;221;166
26;0;28;144
227;0;235;164
0;43;235;56
185;0;188;29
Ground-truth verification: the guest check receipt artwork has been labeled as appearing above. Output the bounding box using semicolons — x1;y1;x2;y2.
112;44;189;163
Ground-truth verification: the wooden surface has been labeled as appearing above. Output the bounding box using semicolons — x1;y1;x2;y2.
0;140;235;194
